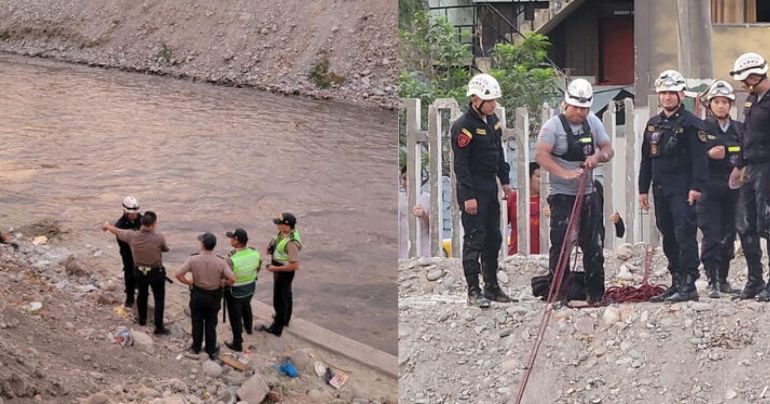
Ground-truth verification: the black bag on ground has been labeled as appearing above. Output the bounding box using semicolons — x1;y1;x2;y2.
531;272;587;301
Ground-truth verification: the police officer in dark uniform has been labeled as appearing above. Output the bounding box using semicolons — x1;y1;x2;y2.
728;52;770;300
102;211;171;334
115;196;142;307
450;73;513;308
698;80;743;298
536;78;614;304
175;233;235;360
639;70;709;303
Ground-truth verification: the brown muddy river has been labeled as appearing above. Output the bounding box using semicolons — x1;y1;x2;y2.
0;54;397;354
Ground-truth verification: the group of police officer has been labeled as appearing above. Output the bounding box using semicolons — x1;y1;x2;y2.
451;51;770;307
103;196;302;359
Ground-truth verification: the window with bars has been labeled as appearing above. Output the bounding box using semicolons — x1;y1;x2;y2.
712;0;770;23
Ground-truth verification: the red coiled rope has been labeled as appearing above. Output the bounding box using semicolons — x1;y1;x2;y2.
603;245;666;303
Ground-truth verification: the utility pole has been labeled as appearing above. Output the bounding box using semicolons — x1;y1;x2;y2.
676;0;712;81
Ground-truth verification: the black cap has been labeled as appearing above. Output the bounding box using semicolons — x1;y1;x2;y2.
225;228;248;244
273;212;297;226
197;232;217;250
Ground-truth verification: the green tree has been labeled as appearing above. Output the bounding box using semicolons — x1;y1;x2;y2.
489;34;558;132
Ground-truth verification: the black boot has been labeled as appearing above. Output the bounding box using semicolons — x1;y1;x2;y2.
665;274;699;302
739;265;765;299
755;285;770;302
650;274;680;302
483;284;517;303
707;281;721;299
467;290;491;308
705;265;720;298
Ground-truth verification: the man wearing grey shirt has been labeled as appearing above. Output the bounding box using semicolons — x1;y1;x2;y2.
535;78;614;304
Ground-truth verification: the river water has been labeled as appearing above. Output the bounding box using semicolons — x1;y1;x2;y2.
0;54;397;354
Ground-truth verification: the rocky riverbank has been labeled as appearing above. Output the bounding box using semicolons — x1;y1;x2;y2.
0;0;397;109
0;220;396;403
399;245;770;403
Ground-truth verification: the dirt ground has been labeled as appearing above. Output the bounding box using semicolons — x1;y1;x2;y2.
399;244;770;404
0;221;396;404
0;0;397;109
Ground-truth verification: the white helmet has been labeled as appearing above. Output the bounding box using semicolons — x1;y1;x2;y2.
730;52;768;81
564;78;593;108
122;196;139;213
705;80;735;102
466;74;502;100
655;70;686;92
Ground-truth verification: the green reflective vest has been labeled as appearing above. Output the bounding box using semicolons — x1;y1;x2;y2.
272;230;301;264
230;247;260;286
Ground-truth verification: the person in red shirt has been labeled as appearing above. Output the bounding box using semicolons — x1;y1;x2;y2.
508;162;542;254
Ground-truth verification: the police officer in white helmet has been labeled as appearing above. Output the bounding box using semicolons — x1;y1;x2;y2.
697;80;743;297
535;78;614;304
115;196;142;307
450;73;513;308
639;70;709;303
727;52;770;301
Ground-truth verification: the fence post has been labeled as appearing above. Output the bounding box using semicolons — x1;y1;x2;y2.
405;98;427;258
430;99;462;258
602;101;617;251
514;107;531;256
624;98;637;243
647;94;661;246
539;104;552;254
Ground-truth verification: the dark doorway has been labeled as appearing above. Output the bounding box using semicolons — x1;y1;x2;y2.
599;15;634;85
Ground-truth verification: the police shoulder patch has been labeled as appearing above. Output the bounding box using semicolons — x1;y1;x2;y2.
745;102;753;108
457;128;473;148
697;130;709;143
646;125;655;132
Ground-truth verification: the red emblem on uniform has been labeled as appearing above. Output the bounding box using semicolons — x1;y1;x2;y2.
457;133;472;148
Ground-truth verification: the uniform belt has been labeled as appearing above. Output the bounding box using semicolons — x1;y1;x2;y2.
136;265;163;274
192;285;221;295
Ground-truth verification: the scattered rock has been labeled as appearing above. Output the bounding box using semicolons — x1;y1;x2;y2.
87;393;110;404
426;268;444;282
616;243;634;260
202;360;223;378
33;236;48;246
287;348;316;374
63;255;88;277
237;372;269;404
498;271;509;284
97;293;118;305
28;302;43;313
132;331;154;353
575;316;595;334
170;322;185;338
602;307;620;326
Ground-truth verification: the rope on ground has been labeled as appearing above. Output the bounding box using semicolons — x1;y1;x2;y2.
604;245;666;303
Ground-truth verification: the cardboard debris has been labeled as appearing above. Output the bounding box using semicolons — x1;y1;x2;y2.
221;355;250;371
329;372;349;389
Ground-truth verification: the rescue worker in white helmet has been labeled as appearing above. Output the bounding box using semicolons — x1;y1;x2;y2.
535;78;614;304
697;80;743;297
639;70;709;302
727;52;770;301
450;73;513;308
115;196;142;307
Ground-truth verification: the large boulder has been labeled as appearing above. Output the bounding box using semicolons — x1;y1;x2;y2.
237;372;269;404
